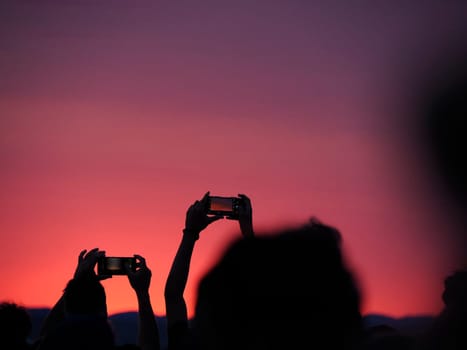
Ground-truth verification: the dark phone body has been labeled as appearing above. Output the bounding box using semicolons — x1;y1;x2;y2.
207;196;241;219
97;256;137;276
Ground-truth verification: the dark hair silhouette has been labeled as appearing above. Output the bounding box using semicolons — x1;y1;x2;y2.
442;269;467;310
64;274;108;317
37;275;115;350
0;301;33;349
415;269;467;350
193;217;363;350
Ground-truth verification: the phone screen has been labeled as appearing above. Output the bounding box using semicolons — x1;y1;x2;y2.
209;197;234;213
98;257;136;275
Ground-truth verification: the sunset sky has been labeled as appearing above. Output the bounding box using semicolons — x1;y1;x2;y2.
1;1;467;318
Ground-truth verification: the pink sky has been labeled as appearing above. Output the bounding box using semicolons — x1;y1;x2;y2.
1;1;467;318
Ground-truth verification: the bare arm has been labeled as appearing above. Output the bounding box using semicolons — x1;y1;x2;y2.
127;255;160;350
164;192;222;329
164;230;198;328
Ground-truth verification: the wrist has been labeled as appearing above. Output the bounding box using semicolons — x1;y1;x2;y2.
243;230;255;238
240;223;254;237
136;290;150;299
183;228;200;240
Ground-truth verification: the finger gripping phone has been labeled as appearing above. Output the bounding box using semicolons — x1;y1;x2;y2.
207;196;241;220
97;256;137;276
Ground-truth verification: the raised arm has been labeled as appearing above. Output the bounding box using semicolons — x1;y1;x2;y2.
164;192;222;330
126;254;160;350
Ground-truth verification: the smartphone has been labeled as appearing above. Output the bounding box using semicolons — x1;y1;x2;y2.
207;196;240;219
97;256;137;276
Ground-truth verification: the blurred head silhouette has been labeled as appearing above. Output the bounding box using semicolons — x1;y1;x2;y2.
0;301;32;349
193;217;363;350
442;269;467;312
411;45;467;257
417;53;467;208
414;269;467;350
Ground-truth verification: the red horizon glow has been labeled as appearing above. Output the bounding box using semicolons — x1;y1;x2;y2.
1;1;467;319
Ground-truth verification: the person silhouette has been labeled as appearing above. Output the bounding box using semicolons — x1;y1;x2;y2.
192;217;364;350
37;267;115;350
415;269;467;350
164;192;254;350
124;254;161;350
37;248;160;350
0;301;34;350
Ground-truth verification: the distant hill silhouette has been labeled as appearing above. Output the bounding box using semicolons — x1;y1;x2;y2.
363;313;435;337
26;308;434;349
109;312;168;349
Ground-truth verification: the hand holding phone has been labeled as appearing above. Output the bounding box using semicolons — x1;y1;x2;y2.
97;256;137;276
126;254;151;293
207;196;241;220
74;248;106;280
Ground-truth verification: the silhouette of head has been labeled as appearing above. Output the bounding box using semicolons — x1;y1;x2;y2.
415;269;467;350
63;274;108;317
0;301;32;348
442;269;467;311
38;275;114;350
194;217;363;350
